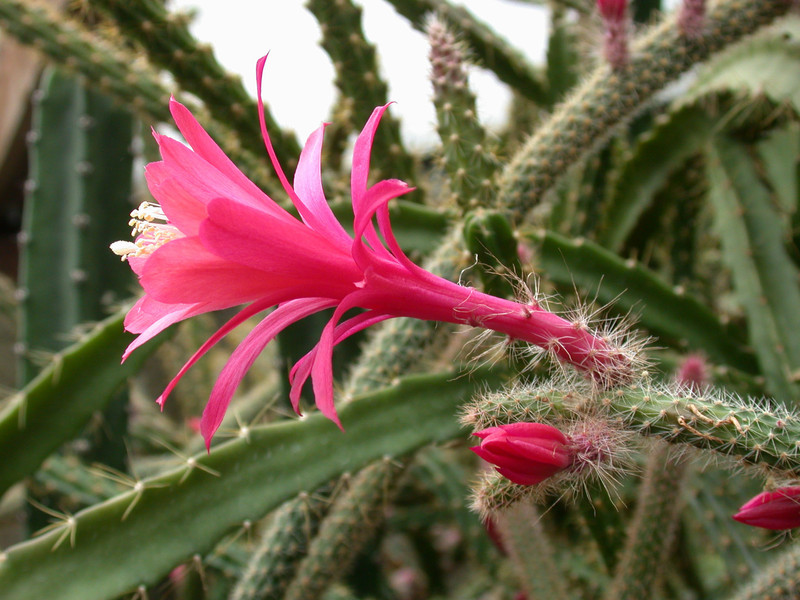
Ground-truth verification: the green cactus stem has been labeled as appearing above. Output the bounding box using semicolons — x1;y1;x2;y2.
604;444;688;600
307;0;416;190
464;378;800;478
496;0;793;221
0;0;276;193
87;0;300;171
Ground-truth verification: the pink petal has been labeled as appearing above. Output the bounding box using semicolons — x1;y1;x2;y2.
140;236;290;305
351;178;413;270
145;163;208;236
200;297;337;449
351;104;393;216
293;124;352;247
156;295;280;410
288;310;392;412
255;55;303;206
154;131;293;222
123;296;208;360
305;291;374;428
200;198;362;288
169;98;278;208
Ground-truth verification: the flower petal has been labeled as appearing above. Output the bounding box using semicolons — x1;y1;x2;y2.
293;123;352;247
155;296;278;409
145;162;208;236
351;103;392;216
200;198;362;288
123;296;209;360
139;236;292;306
200;297;337;448
288;310;393;413
169;98;277;208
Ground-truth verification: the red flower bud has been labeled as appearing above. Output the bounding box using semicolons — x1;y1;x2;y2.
732;487;800;530
471;423;573;486
597;0;627;21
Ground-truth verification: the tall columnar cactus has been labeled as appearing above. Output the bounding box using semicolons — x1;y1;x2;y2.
0;1;798;599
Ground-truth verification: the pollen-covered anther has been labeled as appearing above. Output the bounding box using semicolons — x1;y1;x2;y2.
111;201;180;260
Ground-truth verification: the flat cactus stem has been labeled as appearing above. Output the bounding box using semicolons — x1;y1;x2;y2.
307;0;416;190
0;0;275;194
465;380;800;478
283;458;405;600
707;136;800;405
495;502;570;600
496;0;794;221
87;0;299;170
229;483;334;600
384;0;549;105
0;309;169;499
0;369;502;600
729;540;800;600
604;444;688;600
428;17;499;212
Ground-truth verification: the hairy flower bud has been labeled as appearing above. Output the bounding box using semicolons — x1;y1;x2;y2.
471;423;573;486
597;0;629;69
733;486;800;530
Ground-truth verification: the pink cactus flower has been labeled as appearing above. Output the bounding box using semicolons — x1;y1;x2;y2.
114;56;626;449
471;423;574;486
733;486;800;530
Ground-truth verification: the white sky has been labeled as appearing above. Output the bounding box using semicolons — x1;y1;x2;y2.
170;0;550;149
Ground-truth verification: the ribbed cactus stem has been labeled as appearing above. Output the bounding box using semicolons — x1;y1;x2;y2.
465;379;800;477
306;0;416;188
495;502;569;600
0;0;275;193
88;0;300;170
427;16;499;212
496;0;794;220
283;458;405;600
604;443;688;599
730;541;800;600
229;485;334;600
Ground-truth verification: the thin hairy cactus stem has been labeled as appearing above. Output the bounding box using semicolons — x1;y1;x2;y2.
496;0;794;221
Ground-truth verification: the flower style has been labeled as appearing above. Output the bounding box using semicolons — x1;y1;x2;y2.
471;423;574;486
732;486;800;530
115;56;626;449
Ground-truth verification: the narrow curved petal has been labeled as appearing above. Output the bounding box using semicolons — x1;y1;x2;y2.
351;179;413;270
123;297;208;360
255;55;304;207
288;310;393;412
293;124;352;247
351;103;393;216
306;291;374;428
155;296;278;409
200;297;337;448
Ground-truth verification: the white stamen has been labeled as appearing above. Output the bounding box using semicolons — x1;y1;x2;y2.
111;201;179;261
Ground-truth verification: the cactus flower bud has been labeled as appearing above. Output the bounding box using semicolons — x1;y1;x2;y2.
733;487;800;530
597;0;629;70
471;423;573;486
